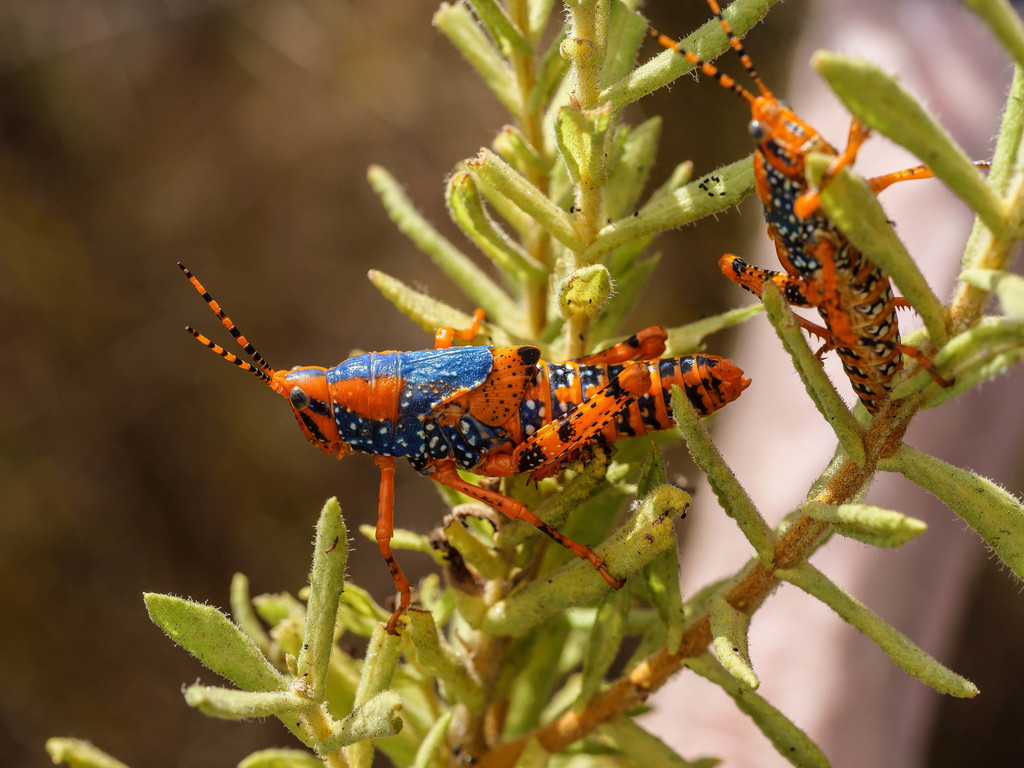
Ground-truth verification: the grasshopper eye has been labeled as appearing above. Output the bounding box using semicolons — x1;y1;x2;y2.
748;120;766;141
290;387;309;410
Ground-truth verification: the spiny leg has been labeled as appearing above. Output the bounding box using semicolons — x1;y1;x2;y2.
895;342;953;388
435;309;486;349
575;326;667;365
429;461;625;589
719;254;835;346
373;455;413;634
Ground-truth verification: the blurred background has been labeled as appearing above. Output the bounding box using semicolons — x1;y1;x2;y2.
0;1;1020;766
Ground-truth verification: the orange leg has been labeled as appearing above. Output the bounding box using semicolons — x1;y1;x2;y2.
575;326;667;365
435;309;486;349
719;254;834;345
895;342;953;388
794;118;871;218
373;455;412;634
430;461;625;589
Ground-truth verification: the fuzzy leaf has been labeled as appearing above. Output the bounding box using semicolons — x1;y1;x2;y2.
585;156;754;262
411;710;454;768
447;171;548;283
604;118;662;221
776;561;978;697
576;585;631;708
468;149;583;251
710;597;759;690
466;0;531;56
761;282;867;465
483;485;690;636
145;593;287;692
671;386;775;563
813;52;1005;236
407;610;486;712
665;303;764;356
555;103;614;187
881;445;1024;580
493;125;549;179
961;268;1024;318
297;498;348;701
965;0;1024;79
893;317;1024;407
802;501;926;548
230;572;272;656
601;717;721;768
367;165;521;324
238;749;324;768
46;739;131;768
601;0;647;89
685;653;830;767
184;686;315;720
316;691;403;754
433;3;520;116
600;0;783;110
367;270;513;346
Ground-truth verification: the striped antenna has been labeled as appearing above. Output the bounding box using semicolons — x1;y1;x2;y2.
179;263;277;383
649;0;774;104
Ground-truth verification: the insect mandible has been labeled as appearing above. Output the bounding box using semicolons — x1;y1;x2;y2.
652;0;964;413
180;264;751;632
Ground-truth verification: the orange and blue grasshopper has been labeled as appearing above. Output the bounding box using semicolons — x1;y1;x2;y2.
180;264;750;631
653;0;957;413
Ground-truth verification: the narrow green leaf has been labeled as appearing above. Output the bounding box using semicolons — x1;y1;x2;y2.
184;686;315;720
230;572;272;656
297;498;348;701
575;585;631;708
881;444;1024;580
600;0;783;110
483;485;690;636
466;0;532;56
145;593;287;692
252;591;305;628
238;748;324;768
802;501;926;548
345;626;402;768
601;717;721;768
601;0;646;89
493;125;549;180
776;561;978;697
46;739;131;768
892;317;1024;407
665;303;764;356
961;268;1024;318
670;386;775;563
604;117;662;221
813;52;1005;236
761;282;867;465
526;0;557;43
526;23;570;115
962;0;1024;72
638;447;684;654
317;691;403;754
407;610;486;712
447;171;548;284
367;165;520;324
444;511;507;580
433;3;520;117
584;156;754;262
685;653;831;767
410;710;454;768
367;270;513;346
504;619;572;737
710;597;759;690
808;152;950;348
468;149;583;251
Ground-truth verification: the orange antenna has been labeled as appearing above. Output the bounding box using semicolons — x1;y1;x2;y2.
179;263;277;384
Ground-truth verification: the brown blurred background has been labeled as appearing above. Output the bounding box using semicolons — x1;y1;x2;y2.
0;1;1020;766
